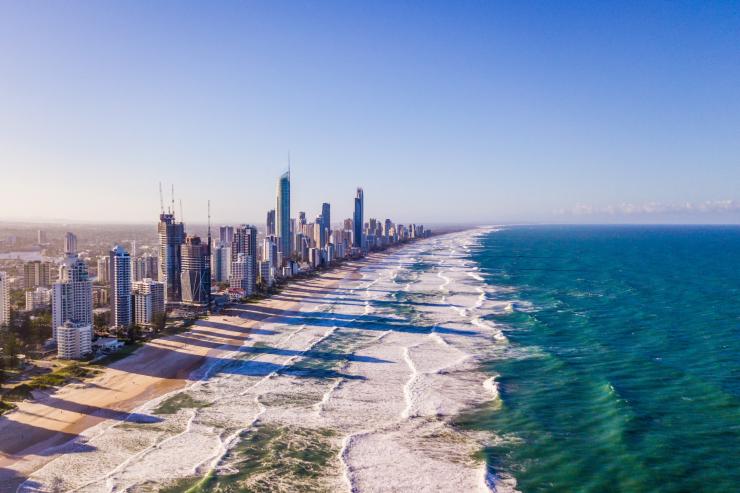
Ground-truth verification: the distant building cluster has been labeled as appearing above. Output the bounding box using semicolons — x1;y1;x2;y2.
0;168;430;361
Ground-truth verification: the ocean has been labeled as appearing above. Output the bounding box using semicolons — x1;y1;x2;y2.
466;225;740;492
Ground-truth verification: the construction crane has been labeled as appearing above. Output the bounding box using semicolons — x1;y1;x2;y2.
159;182;165;214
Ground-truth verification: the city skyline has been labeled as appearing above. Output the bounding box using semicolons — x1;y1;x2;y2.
2;2;739;224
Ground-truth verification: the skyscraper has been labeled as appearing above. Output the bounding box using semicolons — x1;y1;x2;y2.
233;225;257;294
266;209;276;236
142;253;158;279
353;187;364;249
96;256;110;283
219;225;234;245
181;235;211;306
158;212;185;302
276;170;291;260
0;272;9;327
110;245;132;329
211;240;231;283
321;202;331;247
52;256;93;340
64;232;78;257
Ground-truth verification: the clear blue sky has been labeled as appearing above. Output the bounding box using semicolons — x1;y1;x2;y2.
1;1;739;224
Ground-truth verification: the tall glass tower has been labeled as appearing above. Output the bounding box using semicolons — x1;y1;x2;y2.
180;235;210;306
321;202;331;247
276;171;291;261
353;187;364;249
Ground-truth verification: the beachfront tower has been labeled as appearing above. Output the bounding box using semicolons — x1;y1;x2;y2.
180;235;211;306
266;209;276;236
110;245;132;329
321;202;331;247
276;170;291;261
233;225;258;294
353;187;364;249
52;256;93;340
0;272;9;327
158;212;185;303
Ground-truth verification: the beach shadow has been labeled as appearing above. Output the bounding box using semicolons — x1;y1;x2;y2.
229;305;477;336
36;396;161;424
198;354;366;380
239;345;391;364
0;467;40;492
0;419;98;457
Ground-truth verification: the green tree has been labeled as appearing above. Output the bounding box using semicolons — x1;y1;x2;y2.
0;332;20;368
30;312;52;346
152;312;167;334
125;324;142;343
94;311;109;331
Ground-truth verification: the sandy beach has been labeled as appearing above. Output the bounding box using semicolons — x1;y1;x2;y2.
0;230;514;492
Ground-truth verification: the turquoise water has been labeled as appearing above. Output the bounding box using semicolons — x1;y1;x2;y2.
469;226;740;492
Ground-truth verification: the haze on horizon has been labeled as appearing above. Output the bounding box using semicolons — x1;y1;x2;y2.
1;1;739;225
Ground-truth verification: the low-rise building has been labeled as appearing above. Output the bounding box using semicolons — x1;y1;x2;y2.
25;287;52;311
57;321;92;359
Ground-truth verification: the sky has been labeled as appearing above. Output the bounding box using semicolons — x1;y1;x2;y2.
1;1;739;225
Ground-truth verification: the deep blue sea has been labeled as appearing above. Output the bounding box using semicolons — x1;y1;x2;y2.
468;226;740;492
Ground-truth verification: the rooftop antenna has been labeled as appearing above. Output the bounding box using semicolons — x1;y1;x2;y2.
179;199;184;225
158;182;164;214
171;184;175;216
207;199;213;310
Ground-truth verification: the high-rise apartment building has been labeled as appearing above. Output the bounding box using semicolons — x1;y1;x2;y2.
143;253;158;279
258;260;274;287
353;188;364;249
211;240;231;283
96;256;110;283
276;171;291;260
64;232;78;257
158;212;185;302
262;237;278;267
219;225;234;245
266;209;276;236
110;245;132;329
133;278;165;326
181;235;211;306
230;253;255;296
24;261;51;289
321;202;331;246
0;272;9;327
233;225;257;294
131;256;145;282
52;256;93;340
